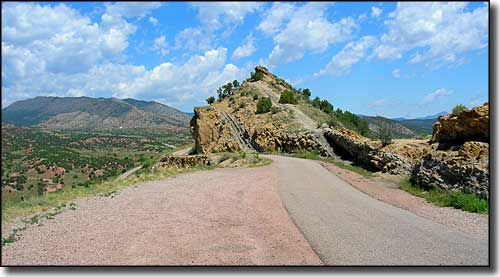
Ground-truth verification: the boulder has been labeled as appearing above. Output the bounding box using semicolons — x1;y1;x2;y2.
431;103;489;144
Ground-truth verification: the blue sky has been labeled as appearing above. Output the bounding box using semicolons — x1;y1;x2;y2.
2;2;488;118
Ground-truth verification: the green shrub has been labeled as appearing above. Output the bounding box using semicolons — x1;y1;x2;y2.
279;89;298;104
251;71;264;81
319;99;333;114
452;104;468;115
206;96;215;105
252;94;259;101
378;127;393;146
256;97;272;114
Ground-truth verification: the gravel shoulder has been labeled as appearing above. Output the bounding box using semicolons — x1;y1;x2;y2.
2;165;321;266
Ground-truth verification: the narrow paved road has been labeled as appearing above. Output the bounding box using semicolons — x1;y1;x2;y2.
2;156;488;265
269;155;488;265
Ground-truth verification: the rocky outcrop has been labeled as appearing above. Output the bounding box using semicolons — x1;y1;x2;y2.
410;102;490;198
190;107;241;154
431;103;489;144
411;141;489;199
154;155;211;169
190;66;331;155
323;128;418;175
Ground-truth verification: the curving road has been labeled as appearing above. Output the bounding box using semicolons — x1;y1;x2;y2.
2;155;488;266
269;155;488;266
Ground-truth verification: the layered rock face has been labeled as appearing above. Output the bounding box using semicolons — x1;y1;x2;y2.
412;103;489;199
411;142;489;198
431;103;489;144
323;128;424;175
190;66;330;155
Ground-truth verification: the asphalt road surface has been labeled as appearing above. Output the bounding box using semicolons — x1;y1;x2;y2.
269;155;488;265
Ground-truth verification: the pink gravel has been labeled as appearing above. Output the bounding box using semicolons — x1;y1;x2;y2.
2;165;322;266
320;161;488;240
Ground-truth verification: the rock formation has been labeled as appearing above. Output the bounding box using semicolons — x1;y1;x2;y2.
431;103;489;144
190;66;331;155
411;103;489;199
323;128;426;175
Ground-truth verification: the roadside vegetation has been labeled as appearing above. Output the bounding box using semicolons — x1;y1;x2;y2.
399;179;488;214
285;150;373;178
2;164;214;225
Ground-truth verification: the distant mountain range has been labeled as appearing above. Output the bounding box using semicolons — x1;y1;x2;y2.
392;111;448;121
2;96;191;133
360;111;448;138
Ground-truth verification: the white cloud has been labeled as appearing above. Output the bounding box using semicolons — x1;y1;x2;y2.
1;2;245;110
2;48;249;109
369;99;386;108
371;7;382;18
259;3;357;67
372;2;488;68
104;2;161;18
149;16;158;25
111;48;248;107
315;36;377;77
153;35;169;56
174;27;213;52
1;2;137;81
174;2;262;53
392;68;401;78
422;88;453;104
232;34;256;60
190;2;262;30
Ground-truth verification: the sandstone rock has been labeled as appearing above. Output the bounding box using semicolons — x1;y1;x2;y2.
411;141;489;199
190;66;331;155
431;103;489;144
323;128;417;175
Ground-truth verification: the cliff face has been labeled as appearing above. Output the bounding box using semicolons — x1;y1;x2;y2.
190;66;330;155
431;103;489;144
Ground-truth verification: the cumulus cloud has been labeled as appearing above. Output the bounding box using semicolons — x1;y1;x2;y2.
259;2;357;67
111;48;247;107
149;16;158;25
392;68;401;78
1;2;246;109
3;47;248;109
174;2;262;52
1;2;138;81
104;2;161;18
190;2;262;30
422;88;453;104
372;2;488;68
315;36;377;77
232;34;256;60
371;6;382;17
153;35;169;56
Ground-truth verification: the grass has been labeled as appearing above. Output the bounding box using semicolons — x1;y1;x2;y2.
287;150;374;178
400;179;488;214
1;165;213;225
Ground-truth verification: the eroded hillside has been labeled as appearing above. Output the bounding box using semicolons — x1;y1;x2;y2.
190;66;334;155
